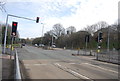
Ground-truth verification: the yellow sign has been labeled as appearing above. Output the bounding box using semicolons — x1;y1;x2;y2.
97;49;100;53
12;46;14;51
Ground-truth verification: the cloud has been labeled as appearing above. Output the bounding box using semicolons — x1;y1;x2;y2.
2;0;119;38
42;0;119;31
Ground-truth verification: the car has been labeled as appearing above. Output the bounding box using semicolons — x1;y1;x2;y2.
52;45;56;48
35;44;38;47
22;43;25;46
39;44;45;47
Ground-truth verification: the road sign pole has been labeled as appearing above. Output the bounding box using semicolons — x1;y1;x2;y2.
3;14;9;54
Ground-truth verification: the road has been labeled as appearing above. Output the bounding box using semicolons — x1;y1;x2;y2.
17;45;119;80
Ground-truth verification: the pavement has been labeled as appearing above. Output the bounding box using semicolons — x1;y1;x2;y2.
1;55;14;79
0;45;2;80
0;45;14;80
17;45;119;80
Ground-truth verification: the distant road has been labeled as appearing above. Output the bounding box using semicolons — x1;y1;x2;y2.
17;45;118;80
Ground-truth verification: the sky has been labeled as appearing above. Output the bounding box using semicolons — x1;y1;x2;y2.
0;0;119;38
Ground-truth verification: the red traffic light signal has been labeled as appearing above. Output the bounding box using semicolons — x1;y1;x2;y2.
11;22;18;36
13;23;17;26
36;17;39;23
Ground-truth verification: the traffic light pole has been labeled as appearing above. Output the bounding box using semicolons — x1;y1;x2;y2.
107;26;110;62
3;15;8;54
3;14;38;54
97;32;100;60
107;26;110;52
85;36;88;55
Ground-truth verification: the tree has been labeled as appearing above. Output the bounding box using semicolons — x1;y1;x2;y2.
2;24;12;44
1;23;19;45
52;23;65;38
84;21;108;36
0;1;6;12
95;21;108;30
66;26;76;34
32;37;41;45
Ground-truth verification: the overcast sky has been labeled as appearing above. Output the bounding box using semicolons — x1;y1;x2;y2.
0;0;119;38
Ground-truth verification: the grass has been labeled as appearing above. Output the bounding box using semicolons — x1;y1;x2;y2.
6;44;20;48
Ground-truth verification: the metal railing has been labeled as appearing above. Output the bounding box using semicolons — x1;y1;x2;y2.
15;49;22;80
97;50;119;64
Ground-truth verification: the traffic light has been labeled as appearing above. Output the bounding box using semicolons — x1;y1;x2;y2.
36;17;39;23
11;22;18;36
99;32;103;42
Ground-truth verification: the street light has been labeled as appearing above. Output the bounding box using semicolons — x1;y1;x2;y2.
41;23;44;37
40;23;45;44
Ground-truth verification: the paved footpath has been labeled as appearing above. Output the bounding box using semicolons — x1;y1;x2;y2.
0;46;14;80
0;45;2;80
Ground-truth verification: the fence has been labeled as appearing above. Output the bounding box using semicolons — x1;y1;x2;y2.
97;50;119;64
78;49;119;64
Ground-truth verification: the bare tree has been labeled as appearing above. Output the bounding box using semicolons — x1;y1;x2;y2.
0;1;6;12
66;26;76;34
95;21;108;30
53;23;65;38
84;21;108;36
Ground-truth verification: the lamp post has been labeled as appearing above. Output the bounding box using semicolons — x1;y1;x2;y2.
41;23;45;44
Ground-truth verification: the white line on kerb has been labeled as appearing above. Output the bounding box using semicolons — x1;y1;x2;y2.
54;63;93;81
84;63;118;74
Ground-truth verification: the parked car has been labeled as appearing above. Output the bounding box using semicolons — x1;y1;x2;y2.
22;43;25;46
39;44;45;47
52;45;56;48
35;44;38;47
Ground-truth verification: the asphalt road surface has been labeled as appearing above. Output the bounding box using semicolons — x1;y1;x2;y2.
17;45;119;81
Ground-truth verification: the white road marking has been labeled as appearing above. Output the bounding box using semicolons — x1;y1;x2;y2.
84;63;118;74
54;63;93;81
24;64;47;66
68;63;76;64
68;69;91;79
